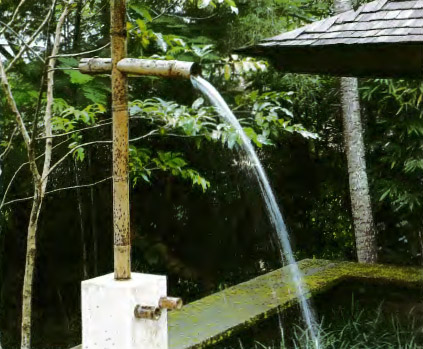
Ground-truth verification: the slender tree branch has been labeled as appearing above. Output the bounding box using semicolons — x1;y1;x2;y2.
0;127;18;160
0;0;27;36
0;161;29;209
168;12;218;21
2;176;112;207
0;62;30;145
31;73;47;142
36;121;113;140
41;0;74;194
0;138;71;209
0;55;40;181
44;128;162;181
0;20;45;67
129;129;158;142
151;4;175;20
0;45;14;59
31;0;57;143
49;42;111;58
48;67;79;71
6;0;57;72
43;140;112;181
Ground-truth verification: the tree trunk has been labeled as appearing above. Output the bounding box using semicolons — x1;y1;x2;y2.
335;0;378;263
20;2;74;348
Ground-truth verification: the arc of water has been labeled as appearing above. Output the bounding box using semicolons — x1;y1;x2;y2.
191;75;320;349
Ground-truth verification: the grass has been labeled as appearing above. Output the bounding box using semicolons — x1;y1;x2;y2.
238;299;423;349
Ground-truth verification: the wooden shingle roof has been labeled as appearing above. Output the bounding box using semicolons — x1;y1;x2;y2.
236;0;423;78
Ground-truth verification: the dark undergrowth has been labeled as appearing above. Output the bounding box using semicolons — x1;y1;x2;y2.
237;300;423;349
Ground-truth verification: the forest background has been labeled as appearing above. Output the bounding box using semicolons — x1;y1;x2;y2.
1;0;423;347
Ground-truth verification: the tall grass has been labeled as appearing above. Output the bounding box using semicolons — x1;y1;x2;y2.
242;301;422;349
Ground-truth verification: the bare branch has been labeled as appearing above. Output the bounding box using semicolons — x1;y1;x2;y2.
47;67;79;72
129;129;158;142
0;54;40;181
49;42;111;58
2;176;112;208
44;128;161;182
0;161;29;209
43;140;112;181
0;127;18;159
41;0;74;194
0;20;45;65
5;0;56;72
36;121;113;140
167;12;218;21
0;0;27;36
0;138;72;209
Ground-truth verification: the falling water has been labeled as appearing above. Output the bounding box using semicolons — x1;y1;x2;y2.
191;75;320;348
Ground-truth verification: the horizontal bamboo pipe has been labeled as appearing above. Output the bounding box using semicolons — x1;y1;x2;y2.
79;58;201;78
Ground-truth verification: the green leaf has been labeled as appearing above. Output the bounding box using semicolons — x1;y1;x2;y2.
65;70;94;85
136;18;147;32
73;148;85;162
82;85;107;105
130;4;153;22
224;64;231;81
380;189;391;201
192;98;204;110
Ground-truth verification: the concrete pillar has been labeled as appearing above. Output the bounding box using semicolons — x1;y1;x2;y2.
82;273;167;349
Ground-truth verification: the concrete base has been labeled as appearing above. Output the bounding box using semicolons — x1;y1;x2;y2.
82;273;167;349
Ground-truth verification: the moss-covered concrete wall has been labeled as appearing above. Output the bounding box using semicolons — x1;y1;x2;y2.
169;259;423;349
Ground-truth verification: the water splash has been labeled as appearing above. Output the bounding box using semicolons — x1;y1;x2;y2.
191;75;320;348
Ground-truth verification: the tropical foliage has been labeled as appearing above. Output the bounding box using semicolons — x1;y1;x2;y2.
1;0;422;347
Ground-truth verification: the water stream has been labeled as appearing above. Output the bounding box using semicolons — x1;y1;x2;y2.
191;75;320;348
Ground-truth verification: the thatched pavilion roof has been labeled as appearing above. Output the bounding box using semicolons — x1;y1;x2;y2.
236;0;423;78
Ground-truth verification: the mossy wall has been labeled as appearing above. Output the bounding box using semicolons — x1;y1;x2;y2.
169;259;423;349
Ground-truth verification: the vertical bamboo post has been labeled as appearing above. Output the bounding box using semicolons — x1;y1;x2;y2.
111;0;131;279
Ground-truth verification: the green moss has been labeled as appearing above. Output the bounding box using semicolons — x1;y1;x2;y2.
169;259;423;349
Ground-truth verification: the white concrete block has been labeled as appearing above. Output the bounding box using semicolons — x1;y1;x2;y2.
82;273;167;349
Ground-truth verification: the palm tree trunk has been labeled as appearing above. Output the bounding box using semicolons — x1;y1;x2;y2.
335;0;378;263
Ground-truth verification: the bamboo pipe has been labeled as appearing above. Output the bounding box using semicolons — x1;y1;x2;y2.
111;0;131;280
134;305;162;320
79;58;201;78
134;297;182;321
158;297;183;310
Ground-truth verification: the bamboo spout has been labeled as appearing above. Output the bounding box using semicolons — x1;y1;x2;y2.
159;297;183;310
134;305;162;320
79;58;201;79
